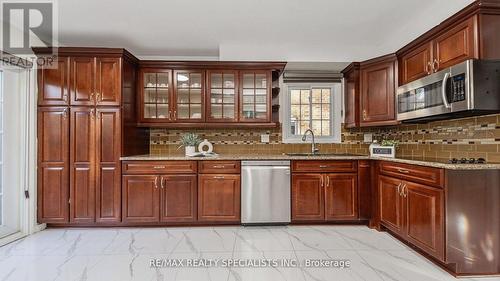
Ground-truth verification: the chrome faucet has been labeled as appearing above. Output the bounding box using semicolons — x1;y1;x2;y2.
302;129;319;154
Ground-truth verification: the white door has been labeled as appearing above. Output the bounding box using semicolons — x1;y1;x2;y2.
0;67;27;239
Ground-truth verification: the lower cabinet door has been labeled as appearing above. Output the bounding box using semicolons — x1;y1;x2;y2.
37;107;70;224
291;174;324;221
69;107;95;224
160;175;197;223
95;108;121;224
405;182;445;261
378;175;404;236
325;174;358;220
198;174;240;222
122;175;160;223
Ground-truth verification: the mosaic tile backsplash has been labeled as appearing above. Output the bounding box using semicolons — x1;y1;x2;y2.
150;113;500;163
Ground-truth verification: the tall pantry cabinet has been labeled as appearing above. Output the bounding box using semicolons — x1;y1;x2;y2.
36;48;143;225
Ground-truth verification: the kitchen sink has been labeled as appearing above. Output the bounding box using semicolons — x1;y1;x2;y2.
285;153;362;157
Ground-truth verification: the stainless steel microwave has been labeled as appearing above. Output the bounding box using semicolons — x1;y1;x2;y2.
397;59;500;123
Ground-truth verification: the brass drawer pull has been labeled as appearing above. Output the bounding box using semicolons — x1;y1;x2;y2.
319;165;329;168
153;166;166;169
214;176;225;180
213;165;226;169
398;169;410;174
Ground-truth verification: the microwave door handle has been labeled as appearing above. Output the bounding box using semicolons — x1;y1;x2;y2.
441;72;451;109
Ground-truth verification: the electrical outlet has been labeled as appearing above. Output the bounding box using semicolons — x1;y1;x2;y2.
261;134;270;143
364;133;373;143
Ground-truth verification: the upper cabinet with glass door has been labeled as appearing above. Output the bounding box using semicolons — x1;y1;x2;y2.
207;70;238;122
136;62;285;127
139;69;173;122
174;70;204;122
240;71;271;122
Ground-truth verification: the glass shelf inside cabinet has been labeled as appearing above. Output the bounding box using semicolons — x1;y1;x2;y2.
209;72;236;120
143;72;170;120
242;72;268;120
176;72;203;120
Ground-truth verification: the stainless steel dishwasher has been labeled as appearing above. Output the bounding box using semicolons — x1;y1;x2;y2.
241;160;291;225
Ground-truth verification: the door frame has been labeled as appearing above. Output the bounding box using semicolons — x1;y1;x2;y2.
0;63;42;246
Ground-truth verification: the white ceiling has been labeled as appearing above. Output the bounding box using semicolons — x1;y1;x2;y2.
57;0;474;64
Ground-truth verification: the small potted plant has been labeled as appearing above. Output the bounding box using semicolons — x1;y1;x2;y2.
179;133;202;156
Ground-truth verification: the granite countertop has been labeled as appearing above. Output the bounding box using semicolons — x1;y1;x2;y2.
120;154;500;170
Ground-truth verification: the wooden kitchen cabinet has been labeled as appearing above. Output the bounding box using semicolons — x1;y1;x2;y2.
122;175;160;223
359;55;397;127
341;63;360;128
174;70;205;122
378;168;445;262
95;108;122;223
35;47;145;226
68;107;122;224
198;174;241;222
433;16;477;72
95;57;122;106
405;181;445;261
69;57;95;106
206;70;239;122
160;175;197;222
135;62;285;127
400;43;433;85
324;174;358;220
292;174;325;221
139;68;174;123
239;70;272;122
69;56;122;106
378;175;404;235
37;57;70;106
69;107;96;224
37;107;70;224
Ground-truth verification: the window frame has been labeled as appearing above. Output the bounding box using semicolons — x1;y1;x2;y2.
282;82;342;143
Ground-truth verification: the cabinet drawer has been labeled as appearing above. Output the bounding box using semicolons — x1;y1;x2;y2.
199;161;240;174
122;161;197;174
292;161;357;173
379;161;444;188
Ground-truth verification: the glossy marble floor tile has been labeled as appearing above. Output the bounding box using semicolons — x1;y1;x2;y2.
0;225;499;281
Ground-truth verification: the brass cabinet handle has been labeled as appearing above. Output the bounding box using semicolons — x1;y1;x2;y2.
433;59;439;73
62;108;68;119
63;94;68;102
96;93;101;103
362;110;367;121
397;168;410;174
90;92;94;102
160;177;165;189
213;165;226;169
153;166;166;169
213;176;225;180
90;108;95;119
154;176;159;189
426;61;432;75
319;165;329;168
397;183;402;196
320;176;324;187
326;176;330;187
403;184;408;197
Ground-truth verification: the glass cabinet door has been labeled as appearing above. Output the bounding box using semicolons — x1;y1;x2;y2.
207;70;237;122
174;70;204;121
141;69;172;122
240;71;270;122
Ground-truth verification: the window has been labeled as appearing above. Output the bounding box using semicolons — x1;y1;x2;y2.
282;83;342;143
